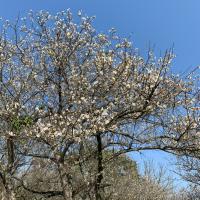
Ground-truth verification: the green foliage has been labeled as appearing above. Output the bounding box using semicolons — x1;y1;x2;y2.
11;116;33;132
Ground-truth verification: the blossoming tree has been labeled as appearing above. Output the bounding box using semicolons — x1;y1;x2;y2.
0;10;199;200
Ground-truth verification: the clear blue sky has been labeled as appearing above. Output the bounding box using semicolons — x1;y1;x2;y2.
1;0;199;188
1;0;200;72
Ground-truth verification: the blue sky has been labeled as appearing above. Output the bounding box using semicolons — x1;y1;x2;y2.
1;0;200;188
1;0;200;73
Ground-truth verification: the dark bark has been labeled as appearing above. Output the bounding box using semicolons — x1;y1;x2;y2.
95;132;103;200
57;66;63;114
7;136;15;171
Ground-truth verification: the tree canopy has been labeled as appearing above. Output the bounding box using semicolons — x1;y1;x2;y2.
0;10;199;200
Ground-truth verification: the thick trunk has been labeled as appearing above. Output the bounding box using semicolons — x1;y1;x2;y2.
7;137;15;169
95;133;103;200
1;137;16;200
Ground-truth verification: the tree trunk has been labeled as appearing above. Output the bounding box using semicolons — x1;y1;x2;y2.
0;179;16;200
7;137;15;170
1;137;16;200
95;133;103;200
